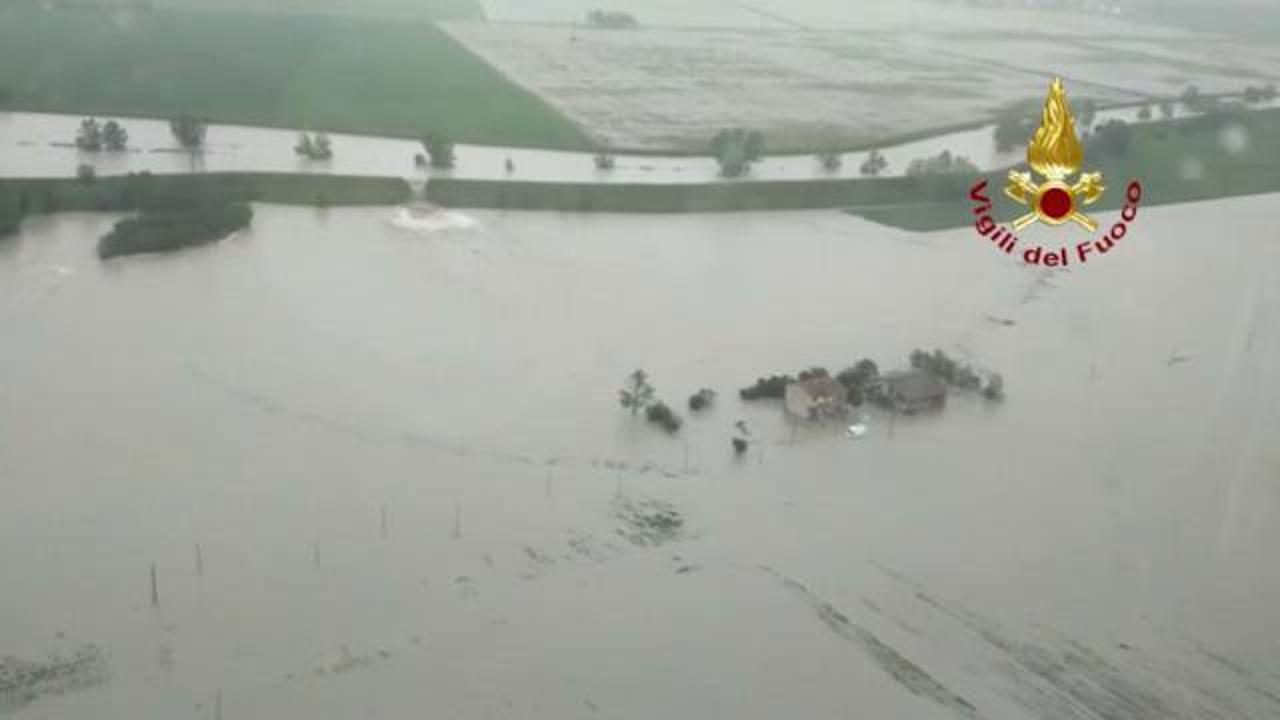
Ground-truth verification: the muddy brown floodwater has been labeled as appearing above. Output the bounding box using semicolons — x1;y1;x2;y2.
1;197;1278;718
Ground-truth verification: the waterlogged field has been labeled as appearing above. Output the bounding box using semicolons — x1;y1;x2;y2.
1;196;1279;718
444;11;1279;152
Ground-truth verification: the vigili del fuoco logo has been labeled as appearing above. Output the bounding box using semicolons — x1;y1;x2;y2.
969;78;1143;267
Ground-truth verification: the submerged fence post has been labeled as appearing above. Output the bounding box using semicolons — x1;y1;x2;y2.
380;504;388;540
150;563;159;607
195;544;204;576
451;504;462;540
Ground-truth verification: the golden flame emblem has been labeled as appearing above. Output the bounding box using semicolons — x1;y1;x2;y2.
1005;78;1105;231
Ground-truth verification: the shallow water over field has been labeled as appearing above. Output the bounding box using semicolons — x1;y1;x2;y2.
1;199;1279;718
0;104;1194;185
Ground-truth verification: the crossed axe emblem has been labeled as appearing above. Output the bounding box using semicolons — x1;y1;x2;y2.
1004;170;1105;232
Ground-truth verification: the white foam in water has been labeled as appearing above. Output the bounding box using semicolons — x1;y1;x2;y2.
390;206;479;234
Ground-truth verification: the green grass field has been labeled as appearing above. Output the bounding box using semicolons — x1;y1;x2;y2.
0;2;593;149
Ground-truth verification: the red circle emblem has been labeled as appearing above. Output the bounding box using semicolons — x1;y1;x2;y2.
1039;187;1073;220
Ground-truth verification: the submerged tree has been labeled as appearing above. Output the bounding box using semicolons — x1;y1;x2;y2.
619;369;656;416
422;133;456;169
646;402;682;433
295;131;333;160
102;120;128;151
860;149;888;176
710;128;765;178
76;118;103;152
169;114;207;150
817;150;842;172
594;153;616;171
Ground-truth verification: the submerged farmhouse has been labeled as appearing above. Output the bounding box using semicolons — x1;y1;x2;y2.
785;377;851;421
874;370;947;414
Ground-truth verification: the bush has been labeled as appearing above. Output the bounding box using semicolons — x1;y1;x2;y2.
646;402;682;433
594;153;616;170
688;388;716;412
732;437;749;455
740;374;792;400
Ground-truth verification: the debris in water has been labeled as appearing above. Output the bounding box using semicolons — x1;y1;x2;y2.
846;418;869;439
613;496;685;547
0;645;110;713
314;646;389;677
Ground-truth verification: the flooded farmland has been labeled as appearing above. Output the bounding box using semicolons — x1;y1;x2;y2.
2;197;1278;718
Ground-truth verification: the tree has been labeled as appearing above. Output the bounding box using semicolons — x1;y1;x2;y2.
1244;85;1263;104
102;120;128;151
76;118;103;152
688;388;716;412
1262;82;1278;102
594;153;616;170
1137;104;1152;121
710;128;763;178
645;402;682;433
423;134;455;169
836;358;879;391
170;114;207;150
295;132;333;160
1181;84;1202;112
859;149;888;176
619;369;655;415
1158;99;1175;119
295;132;314;157
817;150;842;172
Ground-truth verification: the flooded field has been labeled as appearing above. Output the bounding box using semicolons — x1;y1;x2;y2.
0;101;1218;186
2;197;1278;718
446;9;1278;151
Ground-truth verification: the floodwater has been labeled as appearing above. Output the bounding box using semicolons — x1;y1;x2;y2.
0;104;1203;184
2;197;1278;718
